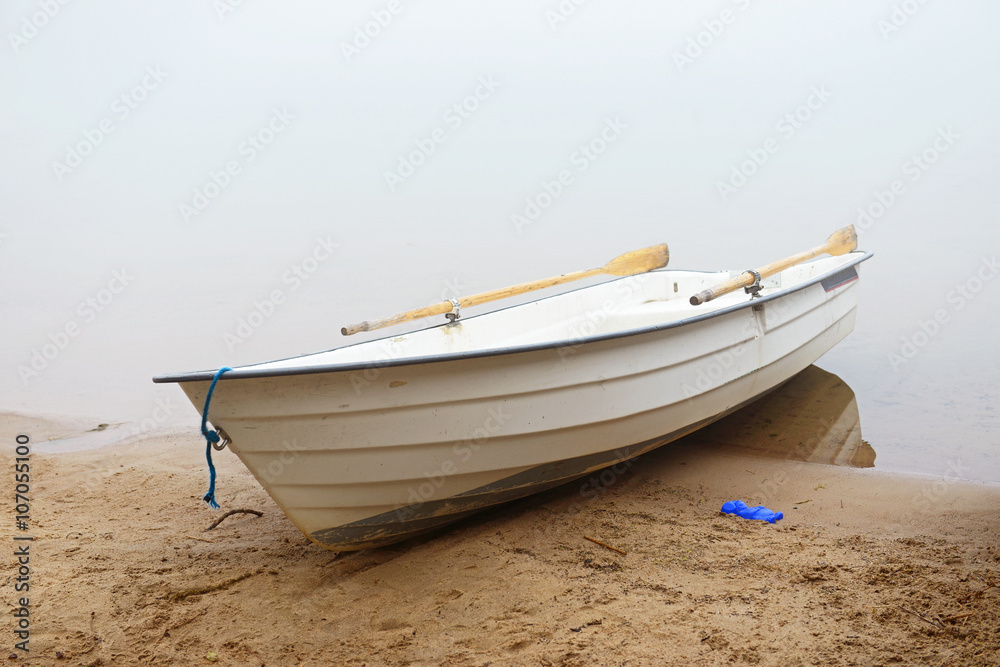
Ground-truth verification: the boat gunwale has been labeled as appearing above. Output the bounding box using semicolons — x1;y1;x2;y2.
153;251;873;384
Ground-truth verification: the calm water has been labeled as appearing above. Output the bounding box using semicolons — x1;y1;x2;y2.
2;2;998;482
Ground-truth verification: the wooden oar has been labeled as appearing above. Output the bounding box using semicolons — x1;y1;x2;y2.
341;243;669;336
689;225;858;306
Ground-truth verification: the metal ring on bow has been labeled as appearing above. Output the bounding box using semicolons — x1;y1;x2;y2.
212;427;231;451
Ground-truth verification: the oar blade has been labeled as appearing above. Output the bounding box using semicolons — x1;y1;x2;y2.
826;224;858;256
604;243;669;276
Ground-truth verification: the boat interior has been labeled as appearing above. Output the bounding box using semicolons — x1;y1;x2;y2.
238;252;864;373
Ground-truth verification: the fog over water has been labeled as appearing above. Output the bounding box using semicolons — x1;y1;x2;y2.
2;1;998;481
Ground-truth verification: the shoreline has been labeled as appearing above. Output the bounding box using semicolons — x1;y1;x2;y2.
2;414;998;665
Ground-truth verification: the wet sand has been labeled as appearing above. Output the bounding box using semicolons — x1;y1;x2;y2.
3;409;999;667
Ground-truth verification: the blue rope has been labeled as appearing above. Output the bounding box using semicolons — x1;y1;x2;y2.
200;366;232;509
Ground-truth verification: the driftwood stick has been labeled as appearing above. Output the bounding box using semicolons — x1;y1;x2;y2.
958;579;996;603
158;608;209;641
899;606;943;629
941;611;974;622
170;570;262;602
205;509;263;531
584;535;627;556
170;608;208;630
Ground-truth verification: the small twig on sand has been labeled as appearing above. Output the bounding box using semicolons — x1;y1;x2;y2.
170;569;263;602
53;613;99;661
159;608;209;641
958;579;996;603
584;536;627;556
82;611;101;653
205;509;263;531
185;535;216;543
172;608;208;630
899;606;944;629
941;611;974;623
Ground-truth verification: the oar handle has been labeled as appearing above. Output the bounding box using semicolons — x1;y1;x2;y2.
690;274;756;306
342;322;370;336
342;301;453;336
689;225;858;306
689;248;822;306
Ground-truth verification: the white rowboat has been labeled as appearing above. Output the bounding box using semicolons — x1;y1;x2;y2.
154;246;872;550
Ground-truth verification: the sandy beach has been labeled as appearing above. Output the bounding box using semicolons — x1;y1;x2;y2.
3;413;998;667
5;1;1000;664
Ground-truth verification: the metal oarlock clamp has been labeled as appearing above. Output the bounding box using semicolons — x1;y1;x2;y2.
445;298;462;323
212;427;231;451
743;269;763;299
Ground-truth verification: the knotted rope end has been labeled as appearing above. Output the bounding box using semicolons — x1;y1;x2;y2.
203;492;220;510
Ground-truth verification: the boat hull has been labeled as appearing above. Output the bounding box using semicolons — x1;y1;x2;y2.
172;254;869;550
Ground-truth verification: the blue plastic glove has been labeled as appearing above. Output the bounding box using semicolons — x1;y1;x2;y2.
721;500;783;523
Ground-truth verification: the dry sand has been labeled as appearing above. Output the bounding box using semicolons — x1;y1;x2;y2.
2;417;999;667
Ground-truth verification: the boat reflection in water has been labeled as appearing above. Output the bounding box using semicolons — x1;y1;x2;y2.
683;365;876;468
